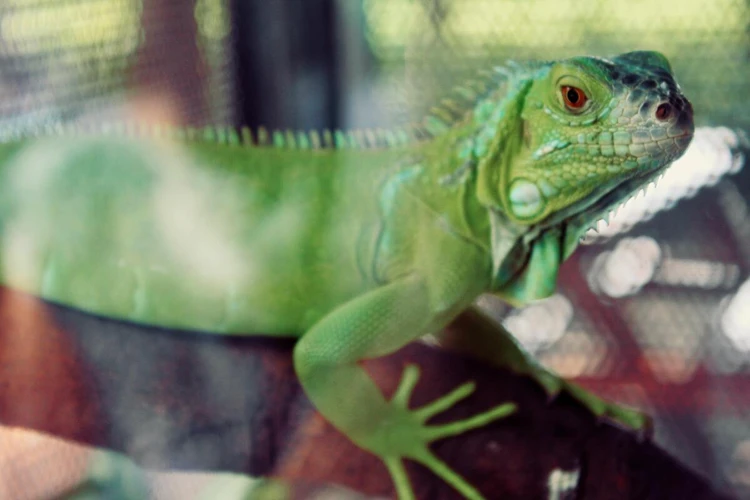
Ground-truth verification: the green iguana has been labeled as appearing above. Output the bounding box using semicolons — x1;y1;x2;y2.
0;51;693;499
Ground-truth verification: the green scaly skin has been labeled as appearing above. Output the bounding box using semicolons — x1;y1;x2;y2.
0;51;693;499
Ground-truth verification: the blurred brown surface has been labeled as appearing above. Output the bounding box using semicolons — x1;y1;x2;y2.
0;286;736;499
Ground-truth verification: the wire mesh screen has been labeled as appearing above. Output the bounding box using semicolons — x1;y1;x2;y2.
0;0;748;499
361;0;750;129
0;0;233;131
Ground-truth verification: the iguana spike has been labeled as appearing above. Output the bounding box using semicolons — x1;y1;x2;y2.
395;127;410;145
309;130;321;149
272;130;285;148
411;124;431;141
215;127;228;144
285;129;297;149
440;98;463;115
227;127;241;145
257;127;269;146
50;122;64;136
454;86;476;101
222;126;233;144
334;130;347;149
354;129;367;148
297;130;311;149
240;126;254;146
425;116;450;136
362;129;376;148
384;129;399;147
203;126;216;142
430;106;456;124
322;129;333;148
372;128;386;148
346;131;358;148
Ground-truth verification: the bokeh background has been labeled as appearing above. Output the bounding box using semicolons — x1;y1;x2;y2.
0;0;749;498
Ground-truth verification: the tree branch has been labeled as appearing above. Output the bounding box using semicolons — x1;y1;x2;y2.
0;287;734;499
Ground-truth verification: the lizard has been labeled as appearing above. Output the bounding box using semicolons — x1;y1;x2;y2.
0;50;693;499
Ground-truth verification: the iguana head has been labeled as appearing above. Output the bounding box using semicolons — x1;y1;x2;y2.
504;51;693;227
480;51;694;302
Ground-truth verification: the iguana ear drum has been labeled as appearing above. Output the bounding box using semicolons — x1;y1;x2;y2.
508;178;546;220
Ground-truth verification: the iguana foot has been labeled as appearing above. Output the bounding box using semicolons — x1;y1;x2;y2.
439;308;652;437
360;364;515;500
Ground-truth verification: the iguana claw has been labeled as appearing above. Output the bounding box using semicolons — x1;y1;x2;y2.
531;363;652;436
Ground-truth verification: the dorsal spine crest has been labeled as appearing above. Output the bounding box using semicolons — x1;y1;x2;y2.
3;63;521;152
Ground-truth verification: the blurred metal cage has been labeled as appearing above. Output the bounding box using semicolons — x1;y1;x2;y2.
0;0;749;498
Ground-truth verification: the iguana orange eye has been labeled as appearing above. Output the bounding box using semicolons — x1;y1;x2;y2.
561;85;588;110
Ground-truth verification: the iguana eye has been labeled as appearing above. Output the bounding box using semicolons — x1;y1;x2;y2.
561;85;588;110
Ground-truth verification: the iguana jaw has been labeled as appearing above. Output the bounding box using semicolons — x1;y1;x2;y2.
488;148;687;304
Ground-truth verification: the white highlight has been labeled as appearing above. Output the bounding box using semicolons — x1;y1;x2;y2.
589;236;661;298
721;279;750;353
503;294;573;353
547;468;580;500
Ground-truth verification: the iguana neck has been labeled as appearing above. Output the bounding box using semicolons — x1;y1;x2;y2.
405;129;525;275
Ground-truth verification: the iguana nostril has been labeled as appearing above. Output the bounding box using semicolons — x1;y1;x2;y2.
655;103;672;121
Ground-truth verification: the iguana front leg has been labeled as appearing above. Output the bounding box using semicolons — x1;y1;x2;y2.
438;306;651;432
293;276;515;500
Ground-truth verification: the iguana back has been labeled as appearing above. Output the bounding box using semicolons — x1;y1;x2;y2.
0;135;420;334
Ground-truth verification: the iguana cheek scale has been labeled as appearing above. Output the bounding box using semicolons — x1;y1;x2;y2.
0;51;693;499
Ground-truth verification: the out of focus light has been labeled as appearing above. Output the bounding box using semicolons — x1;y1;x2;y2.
643;348;699;384
195;0;231;42
588;236;661;298
731;440;750;490
1;0;142;56
503;294;573;353
652;258;740;290
589;236;740;297
539;330;607;378
720;279;750;353
586;127;745;241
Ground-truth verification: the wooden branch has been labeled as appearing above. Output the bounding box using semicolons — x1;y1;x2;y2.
0;287;734;499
